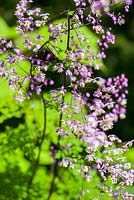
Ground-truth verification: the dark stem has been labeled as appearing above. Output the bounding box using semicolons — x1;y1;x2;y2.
46;160;57;200
25;92;47;198
67;0;71;51
47;1;71;200
47;10;68;23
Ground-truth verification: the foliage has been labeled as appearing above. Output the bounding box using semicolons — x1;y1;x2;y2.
0;0;134;200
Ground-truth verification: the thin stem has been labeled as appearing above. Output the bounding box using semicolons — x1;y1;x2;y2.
47;1;71;200
67;2;71;51
25;93;47;198
46;161;57;200
37;40;50;53
47;10;69;23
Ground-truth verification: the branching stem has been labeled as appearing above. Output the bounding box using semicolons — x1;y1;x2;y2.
47;1;71;199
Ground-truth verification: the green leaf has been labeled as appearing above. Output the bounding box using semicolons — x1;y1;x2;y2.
68;10;75;16
0;17;16;39
47;18;106;71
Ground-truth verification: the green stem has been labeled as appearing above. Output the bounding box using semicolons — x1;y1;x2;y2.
25;93;47;198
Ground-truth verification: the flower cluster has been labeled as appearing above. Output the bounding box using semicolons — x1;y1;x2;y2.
0;0;133;199
73;0;133;63
15;0;49;34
